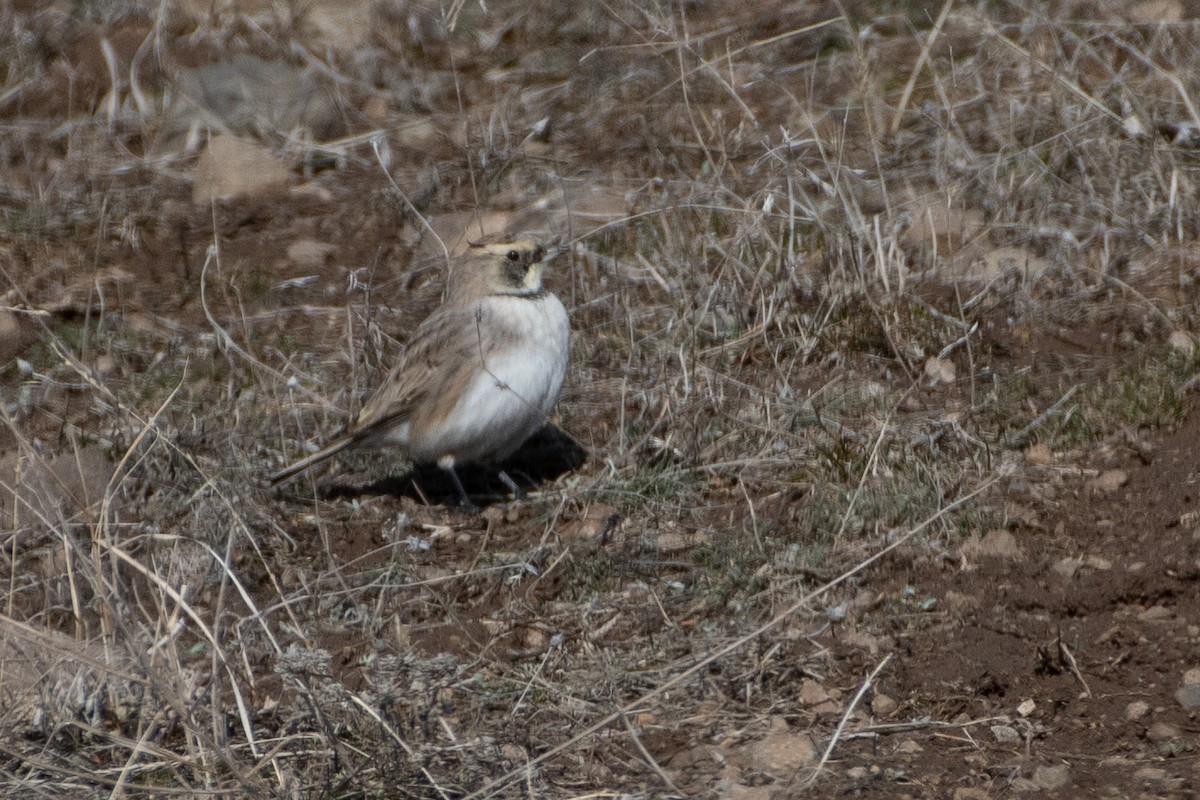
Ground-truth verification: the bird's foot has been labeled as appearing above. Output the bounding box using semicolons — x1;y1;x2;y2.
497;470;527;502
451;497;481;515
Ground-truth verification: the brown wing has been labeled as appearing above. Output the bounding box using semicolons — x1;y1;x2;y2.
350;302;498;441
271;304;489;484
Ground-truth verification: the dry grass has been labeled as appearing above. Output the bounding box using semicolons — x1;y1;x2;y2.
3;0;1200;796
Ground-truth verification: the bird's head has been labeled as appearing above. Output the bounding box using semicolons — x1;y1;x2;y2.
456;235;564;299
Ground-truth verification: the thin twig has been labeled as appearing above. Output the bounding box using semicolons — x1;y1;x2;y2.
837;714;1007;740
986;22;1122;123
621;712;683;794
1010;385;1080;446
801;653;894;788
350;695;454;800
890;0;956;134
1058;638;1093;699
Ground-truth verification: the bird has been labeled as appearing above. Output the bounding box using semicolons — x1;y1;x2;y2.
270;235;571;506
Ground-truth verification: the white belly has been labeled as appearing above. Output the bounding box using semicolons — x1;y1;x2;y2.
409;294;569;464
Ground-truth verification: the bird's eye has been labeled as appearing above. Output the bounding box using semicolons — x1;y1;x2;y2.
506;250;521;262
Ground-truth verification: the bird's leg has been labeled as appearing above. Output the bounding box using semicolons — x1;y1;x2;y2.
447;467;477;511
497;470;527;502
439;455;477;511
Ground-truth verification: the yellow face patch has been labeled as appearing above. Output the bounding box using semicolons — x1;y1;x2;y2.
522;260;546;290
481;240;547;293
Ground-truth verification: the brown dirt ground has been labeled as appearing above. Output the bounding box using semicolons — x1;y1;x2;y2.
808;402;1200;797
270;395;1200;799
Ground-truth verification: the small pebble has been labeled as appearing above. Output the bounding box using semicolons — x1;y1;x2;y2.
1125;701;1150;721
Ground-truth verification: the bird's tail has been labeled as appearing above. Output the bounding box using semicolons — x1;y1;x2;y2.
269;436;355;485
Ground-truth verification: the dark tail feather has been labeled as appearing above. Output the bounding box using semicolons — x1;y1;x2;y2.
269;436;354;485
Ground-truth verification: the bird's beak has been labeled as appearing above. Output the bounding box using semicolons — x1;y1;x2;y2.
543;242;569;262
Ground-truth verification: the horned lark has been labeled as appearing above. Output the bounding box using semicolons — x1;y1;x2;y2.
270;236;571;504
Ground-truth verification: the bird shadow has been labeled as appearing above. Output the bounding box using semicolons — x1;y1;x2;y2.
321;425;587;508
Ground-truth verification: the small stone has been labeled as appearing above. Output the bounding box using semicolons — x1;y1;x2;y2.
362;94;389;122
94;354;115;375
991;724;1020;743
0;310;19;340
1125;700;1151;721
0;447;114;533
286;239;337;269
896;738;923;754
1133;767;1168;787
500;742;527;762
1005;501;1040;528
1084;555;1112;570
1089;469;1128;494
1182;667;1200;685
655;531;691;554
290;182;335;201
1033;764;1069;790
1139;606;1172;622
871;693;898;717
748;716;816;773
961;530;1022;561
1168;330;1196;355
842;629;888;654
847;766;869;781
172;56;341;143
0;311;21;364
943;591;975;612
1017;699;1036;717
192;134;291;204
523;627;546;650
952;789;989;800
800;679;840;714
394;116;438;148
924;356;956;384
558;504;621;542
1174;683;1200;709
1147;721;1181;742
1024;443;1053;465
1053;557;1082;579
800;679;831;706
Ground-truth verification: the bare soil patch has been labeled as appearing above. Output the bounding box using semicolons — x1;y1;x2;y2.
809;401;1200;797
